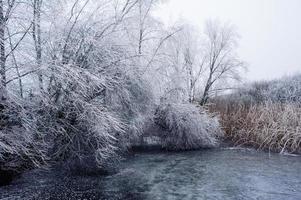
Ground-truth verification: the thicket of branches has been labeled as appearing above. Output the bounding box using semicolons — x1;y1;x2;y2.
0;97;47;171
155;103;222;150
0;0;246;177
0;0;157;175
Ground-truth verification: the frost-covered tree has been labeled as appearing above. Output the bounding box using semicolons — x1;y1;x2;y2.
200;20;245;105
159;24;206;103
34;0;155;171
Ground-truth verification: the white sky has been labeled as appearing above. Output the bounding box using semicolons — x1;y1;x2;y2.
154;0;301;81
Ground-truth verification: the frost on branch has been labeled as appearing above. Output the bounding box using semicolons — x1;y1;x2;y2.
36;65;122;172
0;97;47;172
154;103;222;150
31;42;154;172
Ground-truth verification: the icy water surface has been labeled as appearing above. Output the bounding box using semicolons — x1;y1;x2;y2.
1;148;301;200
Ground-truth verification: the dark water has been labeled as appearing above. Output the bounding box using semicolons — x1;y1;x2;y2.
1;148;301;200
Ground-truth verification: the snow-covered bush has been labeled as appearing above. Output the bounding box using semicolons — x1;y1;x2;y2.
228;74;301;105
154;103;222;150
265;74;301;103
0;97;47;172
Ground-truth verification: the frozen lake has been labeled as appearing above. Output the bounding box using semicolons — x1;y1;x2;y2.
1;148;301;200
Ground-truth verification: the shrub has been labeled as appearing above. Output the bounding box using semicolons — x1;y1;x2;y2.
265;74;301;103
154;103;222;150
0;97;47;172
226;74;301;105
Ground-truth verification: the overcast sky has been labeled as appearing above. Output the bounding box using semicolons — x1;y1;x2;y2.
153;0;301;81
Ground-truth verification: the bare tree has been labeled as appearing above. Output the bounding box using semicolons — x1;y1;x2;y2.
160;25;205;103
200;20;245;105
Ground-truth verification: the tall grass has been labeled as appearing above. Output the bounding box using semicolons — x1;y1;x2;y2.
212;99;301;154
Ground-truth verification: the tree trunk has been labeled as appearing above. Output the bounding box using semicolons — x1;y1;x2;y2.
188;67;194;103
138;0;143;55
200;85;210;106
138;28;143;55
200;72;213;106
0;0;7;101
33;0;43;93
